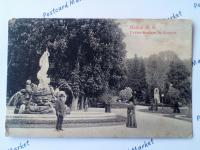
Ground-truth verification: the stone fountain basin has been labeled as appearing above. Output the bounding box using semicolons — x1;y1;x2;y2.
6;107;126;128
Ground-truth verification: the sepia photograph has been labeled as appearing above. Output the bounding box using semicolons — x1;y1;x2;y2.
5;18;192;137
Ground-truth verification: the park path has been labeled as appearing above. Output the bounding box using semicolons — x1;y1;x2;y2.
7;106;192;137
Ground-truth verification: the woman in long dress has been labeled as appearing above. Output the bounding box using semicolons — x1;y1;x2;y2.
126;98;137;128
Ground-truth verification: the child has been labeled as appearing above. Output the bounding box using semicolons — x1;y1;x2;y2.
55;91;67;131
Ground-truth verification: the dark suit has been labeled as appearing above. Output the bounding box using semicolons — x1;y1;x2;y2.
55;99;66;130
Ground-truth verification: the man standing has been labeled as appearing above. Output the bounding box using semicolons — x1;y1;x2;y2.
55;91;67;131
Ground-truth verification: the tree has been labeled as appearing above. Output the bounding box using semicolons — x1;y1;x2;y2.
8;19;73;97
119;87;132;102
167;57;191;117
68;19;127;107
167;59;191;104
167;86;180;104
7;19;127;108
145;54;166;102
70;62;81;110
167;60;190;89
126;55;147;102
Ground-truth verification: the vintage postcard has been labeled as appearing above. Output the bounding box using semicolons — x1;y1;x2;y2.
6;19;192;137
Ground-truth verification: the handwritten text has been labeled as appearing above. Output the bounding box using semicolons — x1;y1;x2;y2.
7;140;30;150
197;114;200;121
43;0;82;18
194;3;200;8
168;11;182;20
128;139;154;150
192;59;200;67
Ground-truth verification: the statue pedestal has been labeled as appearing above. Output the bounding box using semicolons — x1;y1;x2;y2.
26;88;55;114
33;88;53;105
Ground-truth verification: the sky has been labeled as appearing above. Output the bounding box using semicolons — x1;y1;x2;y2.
116;19;192;60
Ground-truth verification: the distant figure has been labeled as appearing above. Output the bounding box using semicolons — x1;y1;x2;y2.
173;101;180;113
25;80;33;101
31;83;38;93
129;94;135;105
55;91;67;131
126;100;137;128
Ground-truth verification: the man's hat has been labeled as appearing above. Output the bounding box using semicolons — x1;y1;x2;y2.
57;91;66;97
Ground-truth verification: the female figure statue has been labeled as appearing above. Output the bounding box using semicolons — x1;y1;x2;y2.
37;48;50;89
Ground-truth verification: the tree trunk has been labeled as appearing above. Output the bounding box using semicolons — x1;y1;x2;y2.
71;96;79;111
187;101;192;118
84;97;88;112
80;95;84;110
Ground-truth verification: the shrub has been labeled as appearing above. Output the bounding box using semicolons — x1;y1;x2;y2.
99;93;113;104
119;87;133;102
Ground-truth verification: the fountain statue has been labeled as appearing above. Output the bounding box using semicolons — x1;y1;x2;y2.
8;48;55;114
37;48;50;89
8;48;72;114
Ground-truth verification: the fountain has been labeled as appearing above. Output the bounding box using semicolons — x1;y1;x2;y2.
8;48;55;114
6;48;125;131
33;48;54;108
